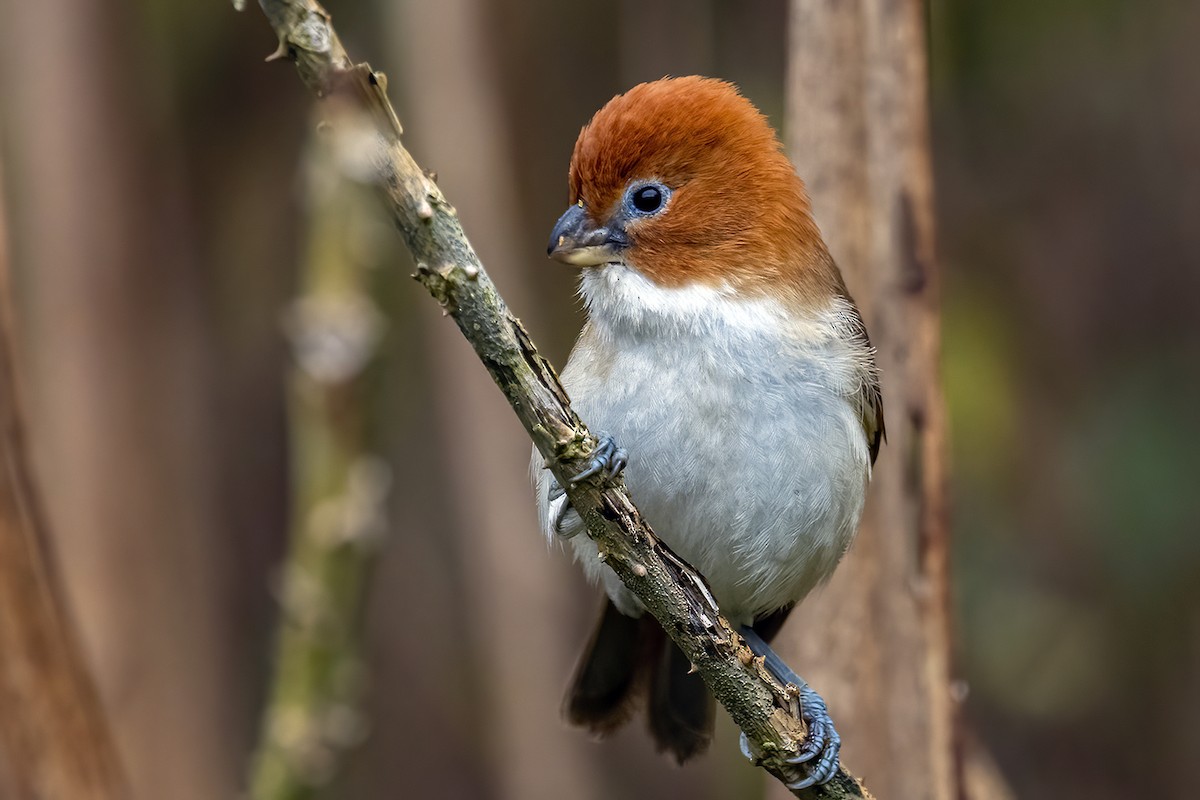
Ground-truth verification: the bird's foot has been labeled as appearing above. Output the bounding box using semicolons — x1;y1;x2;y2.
737;626;841;790
546;478;577;536
570;434;627;483
785;683;841;789
548;434;627;537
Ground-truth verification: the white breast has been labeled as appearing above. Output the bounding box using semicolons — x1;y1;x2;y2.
534;263;872;626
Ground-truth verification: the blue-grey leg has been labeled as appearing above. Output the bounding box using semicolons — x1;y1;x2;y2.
737;625;841;790
549;434;628;535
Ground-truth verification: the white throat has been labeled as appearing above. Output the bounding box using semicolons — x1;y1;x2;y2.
579;262;788;339
578;262;863;364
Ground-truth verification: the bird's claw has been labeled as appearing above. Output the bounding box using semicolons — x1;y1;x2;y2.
548;435;627;537
735;625;841;789
782;684;841;787
569;434;627;483
547;478;575;536
738;700;841;790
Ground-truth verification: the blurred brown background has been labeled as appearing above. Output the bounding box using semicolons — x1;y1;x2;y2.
0;1;1197;799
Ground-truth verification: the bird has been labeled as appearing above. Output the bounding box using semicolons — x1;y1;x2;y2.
532;76;883;789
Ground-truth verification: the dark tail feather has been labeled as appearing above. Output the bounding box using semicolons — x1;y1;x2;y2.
565;598;715;761
564;599;655;735
647;639;715;763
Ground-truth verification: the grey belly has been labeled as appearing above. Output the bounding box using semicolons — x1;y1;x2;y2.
566;357;866;625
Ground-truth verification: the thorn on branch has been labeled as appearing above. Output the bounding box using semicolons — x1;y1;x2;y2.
265;41;291;62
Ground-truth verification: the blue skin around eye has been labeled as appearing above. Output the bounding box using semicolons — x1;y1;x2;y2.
624;182;671;218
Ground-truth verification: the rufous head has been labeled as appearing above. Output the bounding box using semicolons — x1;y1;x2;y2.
548;76;843;304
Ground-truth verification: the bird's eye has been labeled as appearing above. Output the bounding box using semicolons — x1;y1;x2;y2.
628;183;668;215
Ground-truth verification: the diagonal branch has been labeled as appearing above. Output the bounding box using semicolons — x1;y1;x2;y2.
246;2;873;797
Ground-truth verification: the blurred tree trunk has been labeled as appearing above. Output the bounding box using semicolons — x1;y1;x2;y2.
247;115;394;800
0;1;239;798
776;2;961;798
619;0;714;84
0;162;129;800
384;2;603;798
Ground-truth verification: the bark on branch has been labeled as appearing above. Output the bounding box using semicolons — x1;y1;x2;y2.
248;2;874;797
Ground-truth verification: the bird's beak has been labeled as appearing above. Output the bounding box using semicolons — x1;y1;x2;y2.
547;203;629;266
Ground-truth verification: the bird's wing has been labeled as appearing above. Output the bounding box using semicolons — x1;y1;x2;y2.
861;364;885;467
843;299;886;466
